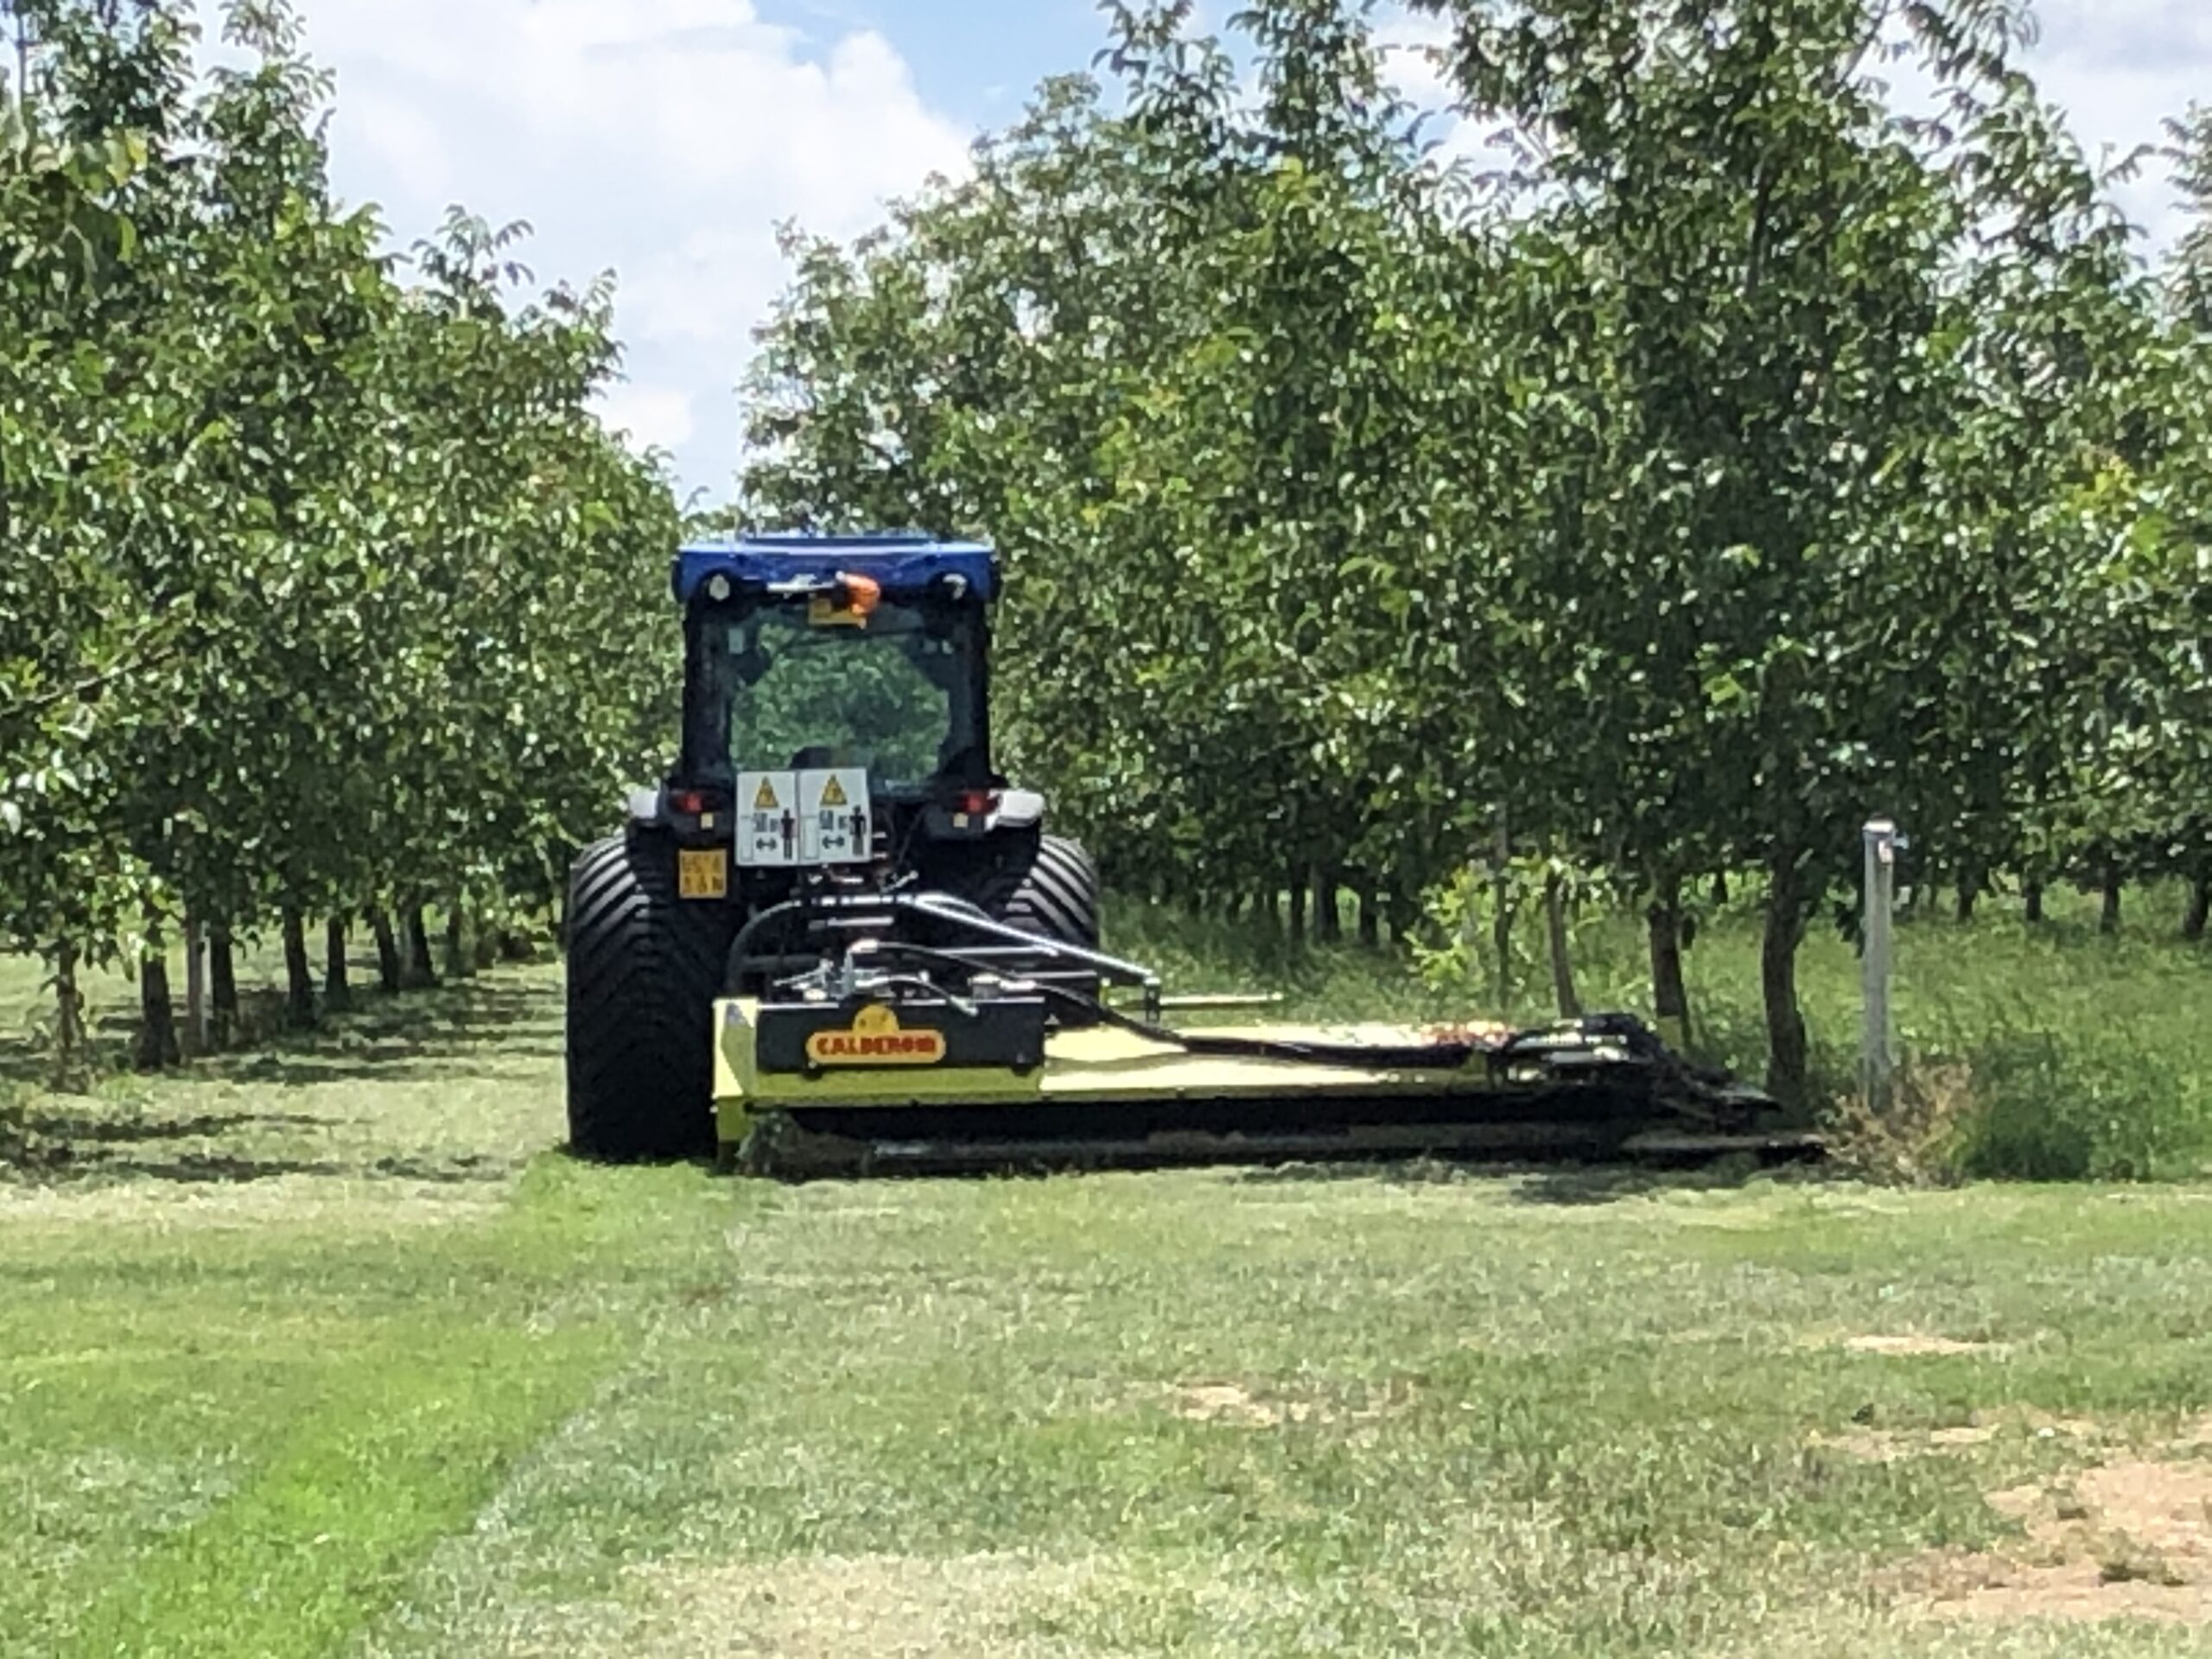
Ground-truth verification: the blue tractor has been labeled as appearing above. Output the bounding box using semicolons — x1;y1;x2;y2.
567;536;1808;1174
564;536;1100;1160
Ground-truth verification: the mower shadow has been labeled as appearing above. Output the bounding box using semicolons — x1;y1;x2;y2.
1230;1154;1824;1204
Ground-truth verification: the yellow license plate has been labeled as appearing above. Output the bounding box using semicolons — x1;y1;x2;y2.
677;847;728;900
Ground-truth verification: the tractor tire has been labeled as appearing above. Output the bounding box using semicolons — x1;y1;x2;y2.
982;832;1101;948
565;832;731;1162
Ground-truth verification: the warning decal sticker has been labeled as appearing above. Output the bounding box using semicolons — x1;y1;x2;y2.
735;770;799;868
798;767;870;864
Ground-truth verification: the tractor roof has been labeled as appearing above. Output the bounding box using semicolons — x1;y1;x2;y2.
673;535;998;605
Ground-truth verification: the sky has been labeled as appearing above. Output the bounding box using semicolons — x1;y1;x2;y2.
250;0;2212;504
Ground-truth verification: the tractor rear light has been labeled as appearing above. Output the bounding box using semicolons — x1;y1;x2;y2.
675;790;709;815
838;572;882;618
957;789;998;817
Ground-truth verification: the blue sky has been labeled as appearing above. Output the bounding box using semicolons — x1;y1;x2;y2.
259;0;2212;503
751;0;1103;126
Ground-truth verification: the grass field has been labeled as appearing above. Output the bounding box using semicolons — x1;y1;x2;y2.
4;945;2211;1655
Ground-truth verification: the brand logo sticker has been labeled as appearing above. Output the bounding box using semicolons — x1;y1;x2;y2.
804;1004;947;1067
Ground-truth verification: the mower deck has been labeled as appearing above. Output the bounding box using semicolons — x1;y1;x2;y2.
712;1001;1821;1177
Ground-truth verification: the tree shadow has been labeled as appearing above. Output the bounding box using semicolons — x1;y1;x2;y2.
1;969;561;1091
196;976;560;1084
18;1108;327;1145
22;1147;514;1185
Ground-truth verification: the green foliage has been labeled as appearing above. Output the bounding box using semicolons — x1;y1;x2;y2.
1407;880;2212;1179
741;0;2212;1106
0;0;679;1046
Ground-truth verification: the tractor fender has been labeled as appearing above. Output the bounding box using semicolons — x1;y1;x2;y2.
994;789;1046;830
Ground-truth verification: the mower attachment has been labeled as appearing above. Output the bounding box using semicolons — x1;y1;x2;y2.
711;990;1815;1178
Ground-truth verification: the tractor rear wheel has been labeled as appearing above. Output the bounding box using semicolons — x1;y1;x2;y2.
565;832;730;1161
985;832;1101;947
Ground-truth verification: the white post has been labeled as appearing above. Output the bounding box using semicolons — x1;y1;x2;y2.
184;915;208;1057
1861;819;1897;1114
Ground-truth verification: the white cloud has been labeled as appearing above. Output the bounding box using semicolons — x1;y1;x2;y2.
594;382;699;456
251;0;970;494
2018;0;2209;254
1371;1;2209;254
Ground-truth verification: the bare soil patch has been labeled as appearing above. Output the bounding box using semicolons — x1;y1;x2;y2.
1815;1408;2101;1464
1842;1332;1999;1357
1910;1451;2212;1626
1160;1378;1413;1429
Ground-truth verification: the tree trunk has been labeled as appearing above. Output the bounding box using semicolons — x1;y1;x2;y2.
370;910;404;993
1287;872;1308;944
1314;867;1342;944
1490;810;1515;1014
404;906;439;988
1954;867;1979;925
324;913;352;1011
2099;862;2122;935
1710;870;1729;906
1357;884;1380;948
1545;871;1581;1019
1761;857;1812;1109
1645;874;1691;1049
2183;868;2211;942
53;941;86;1083
183;915;207;1056
209;925;238;1050
2024;880;2044;925
281;906;316;1029
474;925;501;970
1262;887;1281;931
137;926;181;1071
444;904;473;979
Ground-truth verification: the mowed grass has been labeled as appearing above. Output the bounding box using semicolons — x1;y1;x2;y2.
3;955;2212;1655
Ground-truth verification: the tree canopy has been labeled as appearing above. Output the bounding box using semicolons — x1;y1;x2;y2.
740;0;2212;1103
0;0;677;1058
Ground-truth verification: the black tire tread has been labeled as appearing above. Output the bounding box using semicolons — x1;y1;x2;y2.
992;833;1100;947
565;833;730;1161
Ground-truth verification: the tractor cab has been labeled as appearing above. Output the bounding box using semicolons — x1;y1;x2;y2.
657;537;1028;876
675;536;998;798
564;535;1103;1160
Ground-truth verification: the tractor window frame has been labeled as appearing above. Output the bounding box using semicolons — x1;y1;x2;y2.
678;591;995;795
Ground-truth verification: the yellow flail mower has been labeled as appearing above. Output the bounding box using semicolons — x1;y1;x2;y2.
564;536;1814;1175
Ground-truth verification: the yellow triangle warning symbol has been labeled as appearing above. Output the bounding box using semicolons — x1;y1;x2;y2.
753;779;780;810
819;775;849;808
